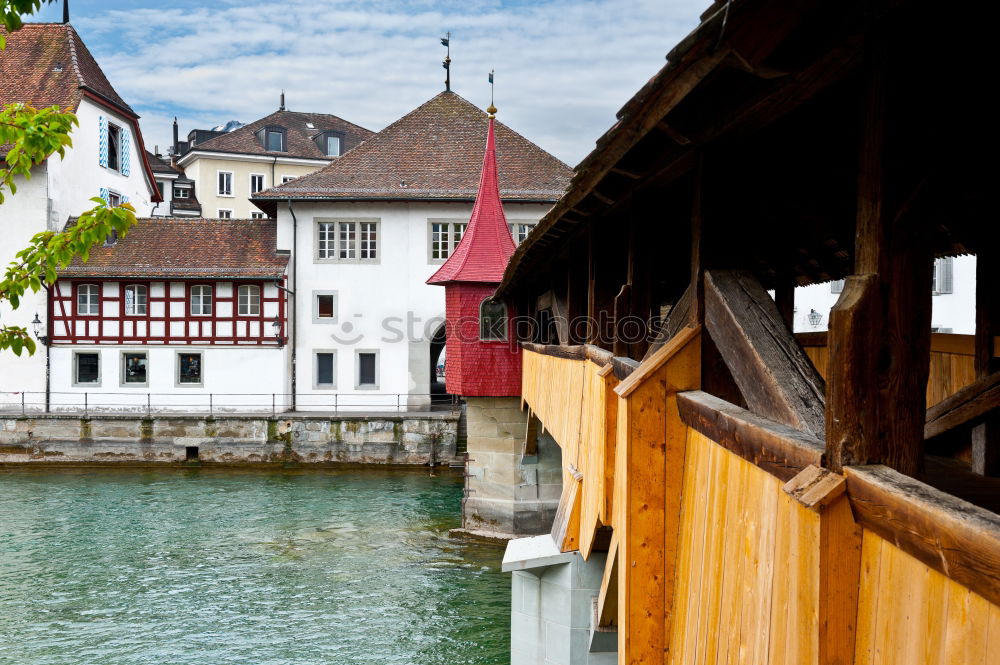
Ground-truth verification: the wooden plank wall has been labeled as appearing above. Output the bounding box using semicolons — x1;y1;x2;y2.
854;530;1000;665
799;333;982;406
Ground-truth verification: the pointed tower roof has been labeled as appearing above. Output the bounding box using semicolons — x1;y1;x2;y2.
427;110;517;285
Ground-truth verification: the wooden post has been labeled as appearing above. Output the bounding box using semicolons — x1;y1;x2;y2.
972;248;1000;475
825;28;932;476
774;269;795;331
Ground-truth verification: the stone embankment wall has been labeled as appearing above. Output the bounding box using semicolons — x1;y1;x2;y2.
0;413;458;465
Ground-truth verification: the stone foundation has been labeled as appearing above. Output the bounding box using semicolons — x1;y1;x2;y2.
0;413;458;465
462;397;561;538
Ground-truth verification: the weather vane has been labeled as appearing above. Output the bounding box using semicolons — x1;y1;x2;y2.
441;32;451;92
487;70;496;118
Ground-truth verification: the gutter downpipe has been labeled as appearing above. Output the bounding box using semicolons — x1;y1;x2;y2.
287;198;298;412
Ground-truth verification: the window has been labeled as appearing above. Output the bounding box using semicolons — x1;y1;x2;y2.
124;284;147;315
104;229;119;246
107;123;121;172
356;350;378;389
266;129;285;151
238;284;260;316
250;173;265;194
107;191;122;207
429;221;467;261
831;279;845;294
313;292;337;323
157;181;166;199
281;175;296;184
316;219;379;262
251;212;266;219
326;135;341;156
315;351;336;388
218;209;232;219
77;284;99;315
121;351;148;386
509;222;534;245
218;171;233;196
190;285;212;316
932;257;954;295
73;352;100;386
174;186;190;199
177;352;203;386
480;298;508;341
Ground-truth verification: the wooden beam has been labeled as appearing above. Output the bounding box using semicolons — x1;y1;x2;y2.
597;534;619;628
844;464;1000;608
925;370;1000;440
782;464;846;511
641;282;694;362
774;270;795;330
973;248;1000;476
677;390;825;481
703;269;826;437
551;473;582;553
612;284;631;358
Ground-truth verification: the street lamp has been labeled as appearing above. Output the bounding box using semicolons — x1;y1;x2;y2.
807;309;823;328
31;313;48;345
272;316;283;346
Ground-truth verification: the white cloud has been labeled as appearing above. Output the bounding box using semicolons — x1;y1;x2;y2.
75;0;704;165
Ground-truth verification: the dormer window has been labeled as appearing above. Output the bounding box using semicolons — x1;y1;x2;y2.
256;126;287;152
315;131;343;157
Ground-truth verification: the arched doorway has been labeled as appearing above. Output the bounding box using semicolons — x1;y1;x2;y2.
429;321;449;403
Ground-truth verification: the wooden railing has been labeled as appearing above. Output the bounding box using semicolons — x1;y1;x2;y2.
519;327;1000;665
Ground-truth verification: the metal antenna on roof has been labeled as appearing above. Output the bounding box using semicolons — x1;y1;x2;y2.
63;0;70;23
441;32;451;92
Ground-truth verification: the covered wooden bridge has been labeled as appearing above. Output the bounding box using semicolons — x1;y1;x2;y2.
497;0;999;662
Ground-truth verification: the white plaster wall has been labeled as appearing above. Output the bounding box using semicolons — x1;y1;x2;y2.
791;255;976;334
150;175;175;216
45;346;287;412
277;200;551;409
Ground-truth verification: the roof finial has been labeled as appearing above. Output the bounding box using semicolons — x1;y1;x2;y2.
441;32;451;92
487;70;497;118
279;90;285;111
63;0;70;23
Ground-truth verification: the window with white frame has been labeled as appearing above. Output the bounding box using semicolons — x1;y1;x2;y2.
250;173;265;194
313;291;337;323
77;284;99;315
509;222;534;245
121;351;148;386
429;220;467;261
218;209;232;219
218;171;233;196
190;285;212;316
251;212;266;219
238;284;260;316
265;128;285;152
281;175;296;184
107;190;122;207
315;351;337;388
356;350;378;389
480;298;507;341
174;186;190;199
73;351;100;386
124;284;147;315
107;123;122;172
177;351;203;386
316;219;379;262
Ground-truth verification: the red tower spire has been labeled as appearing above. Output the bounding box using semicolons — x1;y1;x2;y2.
427;111;515;285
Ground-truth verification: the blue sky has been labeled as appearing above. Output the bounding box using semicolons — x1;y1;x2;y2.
32;0;704;165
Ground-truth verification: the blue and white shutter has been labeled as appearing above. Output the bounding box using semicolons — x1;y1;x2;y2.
121;194;129;204
98;116;109;167
99;187;109;203
120;127;131;176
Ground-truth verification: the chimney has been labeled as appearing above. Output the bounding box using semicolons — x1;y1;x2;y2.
63;0;69;23
279;91;285;111
171;118;179;165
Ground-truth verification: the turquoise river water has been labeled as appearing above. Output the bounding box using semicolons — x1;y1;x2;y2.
0;467;509;665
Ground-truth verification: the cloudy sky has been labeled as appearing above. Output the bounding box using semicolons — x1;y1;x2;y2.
33;0;705;166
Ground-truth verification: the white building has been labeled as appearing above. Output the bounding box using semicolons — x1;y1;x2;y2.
0;22;161;399
792;256;975;334
251;91;573;410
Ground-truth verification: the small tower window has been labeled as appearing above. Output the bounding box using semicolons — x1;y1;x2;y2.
480;299;507;341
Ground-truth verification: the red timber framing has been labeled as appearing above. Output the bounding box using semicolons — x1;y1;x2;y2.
49;278;286;346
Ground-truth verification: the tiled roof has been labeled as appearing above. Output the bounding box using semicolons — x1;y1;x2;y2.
253;92;572;204
58;218;288;278
0;23;133;114
146;150;181;175
184;110;374;160
428;117;515;285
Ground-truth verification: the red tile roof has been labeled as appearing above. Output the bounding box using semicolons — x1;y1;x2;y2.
0;23;133;114
183;110;374;161
252;92;572;208
428;116;515;285
58;218;288;278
